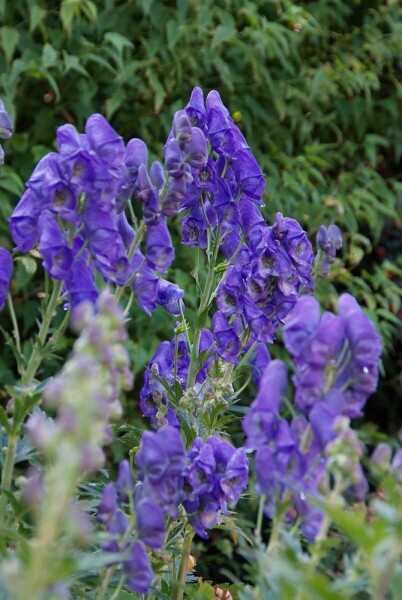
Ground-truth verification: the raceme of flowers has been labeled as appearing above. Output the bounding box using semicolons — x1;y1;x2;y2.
96;429;248;591
243;294;382;539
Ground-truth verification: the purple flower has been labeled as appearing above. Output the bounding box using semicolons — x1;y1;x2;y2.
243;360;288;449
85;113;125;167
216;267;244;317
0;100;12;140
316;224;342;276
187;443;216;494
102;509;128;553
184;127;208;170
171;110;193;146
124;541;154;594
146;217;174;273
96;483;117;525
183;436;248;538
130;251;160;316
184;86;206;129
9;189;40;252
136;497;165;548
284;293;381;418
212;311;241;364
156;280;184;316
38;211;73;280
283;295;321;358
232;151;265;201
136;430;170;483
248;343;271;385
116;460;135;503
65;257;98;308
125;138;148;185
371;443;392;469
220;448;248;504
0;99;12;164
0;248;13;311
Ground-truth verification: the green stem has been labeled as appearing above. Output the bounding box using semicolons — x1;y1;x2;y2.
174;529;194;600
0;435;18;521
115;221;146;303
123;292;135;317
109;574;126;600
255;494;266;543
22;279;63;386
266;513;282;556
96;567;115;600
187;225;222;388
48;308;71;345
0;281;63;525
187;328;202;389
7;293;21;355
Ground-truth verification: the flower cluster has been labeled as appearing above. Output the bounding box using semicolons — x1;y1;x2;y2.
243;294;382;539
139;328;216;424
8;114;180;314
96;463;154;594
283;293;382;420
168;88;314;346
178;87;265;249
96;428;248;591
97;427;186;594
216;212;314;347
182;436;248;538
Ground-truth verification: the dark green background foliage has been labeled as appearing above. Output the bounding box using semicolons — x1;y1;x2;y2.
0;0;401;423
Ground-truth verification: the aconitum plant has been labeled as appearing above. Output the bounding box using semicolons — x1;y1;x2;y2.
0;91;400;600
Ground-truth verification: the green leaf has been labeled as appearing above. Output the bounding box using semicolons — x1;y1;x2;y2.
105;88;126;119
19;256;37;276
185;578;217;599
195;308;209;331
29;5;47;34
104;32;134;55
0;407;12;435
41;43;59;69
0;27;20;65
146;68;166;114
391;566;402;600
60;0;79;35
211;23;235;49
166;19;180;49
62;51;90;77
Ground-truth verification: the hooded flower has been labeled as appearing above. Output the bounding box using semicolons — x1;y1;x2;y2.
0;248;13;311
